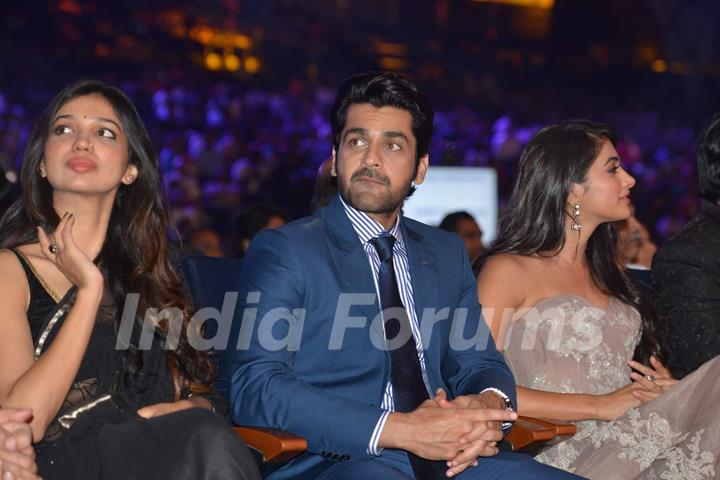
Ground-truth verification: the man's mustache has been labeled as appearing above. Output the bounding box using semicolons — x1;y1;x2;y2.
351;168;390;185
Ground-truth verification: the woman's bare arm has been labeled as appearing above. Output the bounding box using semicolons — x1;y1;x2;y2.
0;216;104;441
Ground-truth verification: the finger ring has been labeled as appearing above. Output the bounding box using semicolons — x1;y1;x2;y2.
646;374;656;381
49;243;58;253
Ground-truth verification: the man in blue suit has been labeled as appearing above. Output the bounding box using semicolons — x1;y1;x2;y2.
225;72;581;479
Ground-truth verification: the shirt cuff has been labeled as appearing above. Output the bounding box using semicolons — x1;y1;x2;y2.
479;387;514;430
367;410;391;456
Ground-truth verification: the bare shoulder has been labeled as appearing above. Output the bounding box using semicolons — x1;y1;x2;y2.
476;253;532;308
0;248;25;279
0;248;30;308
478;253;532;280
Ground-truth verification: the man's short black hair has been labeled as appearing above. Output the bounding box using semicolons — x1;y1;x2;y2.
697;113;720;203
330;72;434;166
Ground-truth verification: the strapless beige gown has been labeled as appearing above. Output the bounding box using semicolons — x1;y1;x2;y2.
503;294;719;479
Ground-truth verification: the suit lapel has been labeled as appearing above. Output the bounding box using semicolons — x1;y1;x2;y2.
401;220;440;349
321;198;442;347
323;196;381;334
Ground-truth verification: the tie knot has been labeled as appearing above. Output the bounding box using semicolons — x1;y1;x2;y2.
370;234;396;262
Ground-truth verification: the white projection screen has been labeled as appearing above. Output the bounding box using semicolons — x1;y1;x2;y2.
403;166;498;242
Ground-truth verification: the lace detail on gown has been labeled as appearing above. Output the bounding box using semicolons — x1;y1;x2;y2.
503;294;719;479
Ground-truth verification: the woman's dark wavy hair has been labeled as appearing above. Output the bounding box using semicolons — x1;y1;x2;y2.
0;80;213;397
474;120;665;365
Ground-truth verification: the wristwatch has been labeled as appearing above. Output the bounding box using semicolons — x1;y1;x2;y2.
480;387;514;429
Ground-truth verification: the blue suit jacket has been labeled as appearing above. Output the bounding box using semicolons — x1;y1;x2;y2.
224;195;516;479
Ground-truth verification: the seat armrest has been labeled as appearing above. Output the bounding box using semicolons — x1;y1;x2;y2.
504;416;576;456
234;426;308;463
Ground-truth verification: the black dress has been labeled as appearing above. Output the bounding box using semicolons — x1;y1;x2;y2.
9;249;261;480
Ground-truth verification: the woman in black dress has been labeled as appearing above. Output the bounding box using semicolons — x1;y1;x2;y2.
0;80;260;480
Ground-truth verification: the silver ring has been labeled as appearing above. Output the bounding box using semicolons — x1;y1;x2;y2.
49;243;58;253
646;374;656;382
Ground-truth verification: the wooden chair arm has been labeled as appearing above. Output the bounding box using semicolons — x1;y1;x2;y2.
504;416;576;455
234;426;308;463
234;417;573;465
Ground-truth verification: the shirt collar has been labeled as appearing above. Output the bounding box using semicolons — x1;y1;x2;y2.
339;195;403;247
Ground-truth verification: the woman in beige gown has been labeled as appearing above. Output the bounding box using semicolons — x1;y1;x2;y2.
475;120;719;479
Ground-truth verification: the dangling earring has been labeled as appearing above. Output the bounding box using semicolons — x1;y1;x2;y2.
571;203;581;232
39;163;47;178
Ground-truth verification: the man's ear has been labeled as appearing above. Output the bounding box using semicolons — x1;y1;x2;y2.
331;148;337;177
413;154;429;186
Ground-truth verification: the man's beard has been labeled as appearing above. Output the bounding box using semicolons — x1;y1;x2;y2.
339;167;413;214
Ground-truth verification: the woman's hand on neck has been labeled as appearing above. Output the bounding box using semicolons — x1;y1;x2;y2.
51;191;116;260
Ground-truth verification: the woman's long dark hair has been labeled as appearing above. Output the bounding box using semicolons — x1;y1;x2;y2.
0;80;213;397
474;120;664;365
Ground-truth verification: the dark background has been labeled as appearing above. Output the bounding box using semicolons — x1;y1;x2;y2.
2;0;719;251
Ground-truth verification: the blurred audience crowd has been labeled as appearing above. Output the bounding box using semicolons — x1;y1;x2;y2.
0;71;702;256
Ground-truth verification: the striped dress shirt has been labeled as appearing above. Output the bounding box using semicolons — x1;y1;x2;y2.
340;197;513;457
340;197;432;456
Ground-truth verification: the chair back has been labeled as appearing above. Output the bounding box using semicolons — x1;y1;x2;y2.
182;255;244;394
